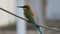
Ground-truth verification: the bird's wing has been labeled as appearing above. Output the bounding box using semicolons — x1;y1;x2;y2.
30;8;36;21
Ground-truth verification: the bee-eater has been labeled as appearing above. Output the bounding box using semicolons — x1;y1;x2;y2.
18;5;42;34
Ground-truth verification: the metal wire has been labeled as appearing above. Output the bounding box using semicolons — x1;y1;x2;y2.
0;7;60;32
39;25;60;32
0;7;29;22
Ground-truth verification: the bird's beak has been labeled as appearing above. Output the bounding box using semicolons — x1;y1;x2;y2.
17;6;24;8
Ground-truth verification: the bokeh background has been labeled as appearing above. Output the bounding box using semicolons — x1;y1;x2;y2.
0;0;60;34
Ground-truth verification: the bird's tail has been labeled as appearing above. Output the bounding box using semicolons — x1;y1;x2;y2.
36;25;42;34
30;19;42;34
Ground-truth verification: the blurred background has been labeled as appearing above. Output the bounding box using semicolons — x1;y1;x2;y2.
0;0;60;34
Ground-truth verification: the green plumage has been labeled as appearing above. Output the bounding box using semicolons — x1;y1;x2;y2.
18;5;42;34
24;9;36;25
24;9;42;34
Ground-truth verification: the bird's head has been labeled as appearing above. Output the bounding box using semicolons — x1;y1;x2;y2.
18;5;30;9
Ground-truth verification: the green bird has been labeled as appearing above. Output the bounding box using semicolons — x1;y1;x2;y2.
18;5;42;34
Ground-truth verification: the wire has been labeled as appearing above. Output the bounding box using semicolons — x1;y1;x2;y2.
0;7;60;32
39;25;60;32
0;7;29;22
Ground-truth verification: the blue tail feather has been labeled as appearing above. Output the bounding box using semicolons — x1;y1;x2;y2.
36;25;42;34
38;27;42;34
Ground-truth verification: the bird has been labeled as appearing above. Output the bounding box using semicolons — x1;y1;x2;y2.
18;5;43;34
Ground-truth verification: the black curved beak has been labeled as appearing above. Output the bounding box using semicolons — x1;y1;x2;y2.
17;6;24;8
